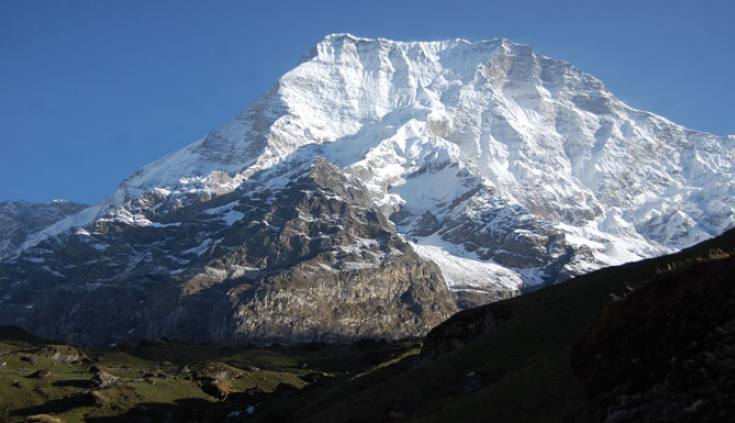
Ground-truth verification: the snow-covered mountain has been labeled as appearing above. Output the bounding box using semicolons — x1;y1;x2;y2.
2;34;734;343
82;34;735;292
0;200;87;260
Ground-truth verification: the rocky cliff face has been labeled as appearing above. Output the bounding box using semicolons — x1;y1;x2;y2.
0;160;455;345
1;34;734;344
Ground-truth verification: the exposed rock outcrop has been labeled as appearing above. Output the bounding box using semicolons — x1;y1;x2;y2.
90;366;120;388
0;160;456;345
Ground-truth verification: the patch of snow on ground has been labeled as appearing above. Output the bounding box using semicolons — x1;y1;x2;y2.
183;239;213;256
222;210;245;225
203;201;245;225
20;205;102;252
410;234;523;291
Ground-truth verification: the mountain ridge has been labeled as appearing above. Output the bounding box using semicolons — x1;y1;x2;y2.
0;200;87;260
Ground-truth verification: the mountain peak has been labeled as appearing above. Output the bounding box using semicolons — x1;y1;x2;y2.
9;34;735;301
320;32;368;43
316;33;514;48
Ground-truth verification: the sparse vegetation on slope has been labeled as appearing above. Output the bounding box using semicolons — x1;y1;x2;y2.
0;328;418;423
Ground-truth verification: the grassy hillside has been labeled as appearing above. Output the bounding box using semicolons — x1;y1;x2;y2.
0;330;417;423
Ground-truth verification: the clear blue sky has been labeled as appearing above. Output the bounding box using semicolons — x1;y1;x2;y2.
2;0;734;204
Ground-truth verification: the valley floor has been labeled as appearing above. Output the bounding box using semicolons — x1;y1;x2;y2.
0;331;418;423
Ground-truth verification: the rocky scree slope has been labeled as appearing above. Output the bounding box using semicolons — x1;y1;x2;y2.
1;33;734;343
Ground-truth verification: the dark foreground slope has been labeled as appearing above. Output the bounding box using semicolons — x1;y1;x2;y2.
1;229;733;423
573;250;735;421
258;228;735;423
